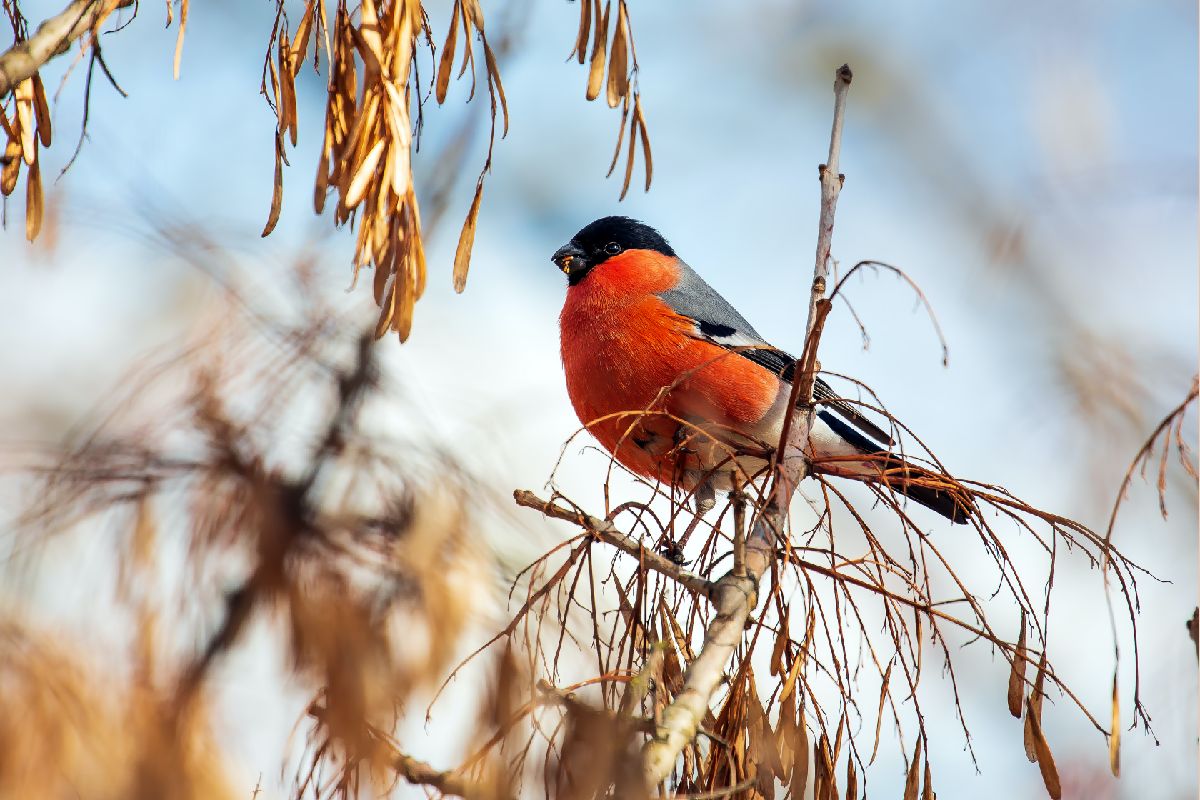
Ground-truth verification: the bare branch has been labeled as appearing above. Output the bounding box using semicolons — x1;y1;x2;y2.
639;64;855;790
513;490;712;597
0;0;135;96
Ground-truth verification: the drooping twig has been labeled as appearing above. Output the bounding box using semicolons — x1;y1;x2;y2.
638;65;854;790
0;0;135;96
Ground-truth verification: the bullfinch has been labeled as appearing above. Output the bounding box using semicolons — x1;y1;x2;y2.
552;216;971;524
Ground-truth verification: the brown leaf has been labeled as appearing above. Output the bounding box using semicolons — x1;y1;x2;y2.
436;0;461;103
585;0;609;101
31;73;51;148
24;151;42;242
844;758;857;800
1008;607;1027;718
903;739;922;800
605;1;628;109
1025;698;1062;799
173;0;189;79
921;759;933;800
261;134;284;237
452;179;484;293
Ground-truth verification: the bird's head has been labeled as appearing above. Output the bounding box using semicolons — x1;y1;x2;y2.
551;216;675;286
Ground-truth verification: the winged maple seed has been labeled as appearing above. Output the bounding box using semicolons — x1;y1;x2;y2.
574;0;653;199
0;74;49;241
259;0;516;342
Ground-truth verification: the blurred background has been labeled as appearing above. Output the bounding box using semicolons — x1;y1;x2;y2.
0;0;1195;797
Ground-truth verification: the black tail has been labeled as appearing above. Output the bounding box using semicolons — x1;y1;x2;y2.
817;411;973;524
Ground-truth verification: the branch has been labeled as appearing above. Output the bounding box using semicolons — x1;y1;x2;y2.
307;702;496;799
0;0;135;96
640;65;855;789
513;490;713;597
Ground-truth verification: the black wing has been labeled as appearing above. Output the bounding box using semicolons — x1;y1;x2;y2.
657;260;895;447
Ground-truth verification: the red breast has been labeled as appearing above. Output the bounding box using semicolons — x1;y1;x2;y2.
559;250;782;485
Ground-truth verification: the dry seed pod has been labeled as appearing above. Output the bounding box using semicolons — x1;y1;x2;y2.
31;74;51;148
452;179;483;293
25;153;43;242
14;79;35;166
1023;652;1047;763
436;0;461;103
1007;608;1028;718
902;739;922;800
172;0;189;79
1;140;20;196
482;40;509;136
573;0;592;64
586;0;609;100
344;139;386;209
618;109;638;200
290;1;315;75
606;1;628;108
262;135;284;237
634;95;652;190
1025;698;1062;799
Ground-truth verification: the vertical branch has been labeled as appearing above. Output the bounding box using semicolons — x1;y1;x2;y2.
638;64;855;791
796;63;853;407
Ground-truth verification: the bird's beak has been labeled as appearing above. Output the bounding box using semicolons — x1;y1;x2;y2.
551;243;586;276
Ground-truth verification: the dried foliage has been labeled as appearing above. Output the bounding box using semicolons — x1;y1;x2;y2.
0;621;237;800
5;239;490;797
2;0;651;342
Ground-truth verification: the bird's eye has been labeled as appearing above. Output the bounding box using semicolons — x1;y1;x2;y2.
604;242;622;255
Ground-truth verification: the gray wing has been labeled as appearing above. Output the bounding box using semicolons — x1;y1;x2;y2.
657;260;895;446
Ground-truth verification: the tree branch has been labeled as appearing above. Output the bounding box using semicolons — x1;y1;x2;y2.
0;0;135;97
513;489;713;597
639;64;854;790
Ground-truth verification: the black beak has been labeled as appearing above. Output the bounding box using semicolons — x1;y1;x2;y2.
551;243;587;275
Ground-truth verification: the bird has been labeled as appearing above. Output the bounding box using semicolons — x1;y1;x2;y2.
551;215;972;524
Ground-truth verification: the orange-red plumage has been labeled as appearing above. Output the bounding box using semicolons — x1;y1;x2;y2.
560;250;781;486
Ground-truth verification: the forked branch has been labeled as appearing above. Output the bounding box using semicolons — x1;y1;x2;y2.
0;0;135;95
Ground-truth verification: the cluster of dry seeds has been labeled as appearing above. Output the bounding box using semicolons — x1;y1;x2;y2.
0;0;651;343
263;0;508;342
570;0;652;199
0;73;48;241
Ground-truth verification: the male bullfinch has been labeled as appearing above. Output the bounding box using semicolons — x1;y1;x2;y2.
552;215;971;524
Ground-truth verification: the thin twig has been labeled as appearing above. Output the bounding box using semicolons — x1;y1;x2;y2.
514;490;712;597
